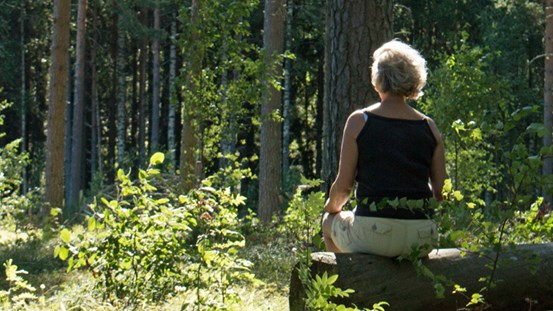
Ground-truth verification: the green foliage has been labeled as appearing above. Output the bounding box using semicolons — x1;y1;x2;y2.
0;259;44;310
0;100;31;227
56;153;256;309
279;176;325;248
178;0;263;174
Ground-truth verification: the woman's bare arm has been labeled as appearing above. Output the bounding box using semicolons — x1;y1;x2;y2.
427;118;446;201
324;111;365;213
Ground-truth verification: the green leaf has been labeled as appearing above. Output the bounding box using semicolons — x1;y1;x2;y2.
58;246;69;261
88;217;96;231
60;229;71;243
150;152;165;166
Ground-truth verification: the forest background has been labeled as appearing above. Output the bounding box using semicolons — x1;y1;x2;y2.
1;0;553;310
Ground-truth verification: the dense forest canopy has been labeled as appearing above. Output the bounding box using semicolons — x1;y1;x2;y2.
0;0;549;219
1;0;553;310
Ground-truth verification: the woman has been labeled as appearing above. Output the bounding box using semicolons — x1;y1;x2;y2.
322;40;446;257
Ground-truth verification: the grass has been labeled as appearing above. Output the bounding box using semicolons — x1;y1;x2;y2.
0;225;295;310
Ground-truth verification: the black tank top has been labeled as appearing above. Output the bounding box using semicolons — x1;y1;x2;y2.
355;111;436;218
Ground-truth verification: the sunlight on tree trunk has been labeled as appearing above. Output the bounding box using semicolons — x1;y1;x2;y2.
258;0;285;223
544;0;553;203
45;0;71;216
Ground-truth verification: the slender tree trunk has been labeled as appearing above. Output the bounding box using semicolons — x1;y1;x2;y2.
544;0;553;203
45;0;71;215
282;0;294;177
315;60;324;177
168;14;177;173
63;54;72;205
138;8;148;167
68;0;88;215
20;1;27;195
107;12;118;182
219;39;231;169
151;5;161;154
258;0;286;222
90;0;101;181
322;0;393;191
116;14;126;169
180;0;202;192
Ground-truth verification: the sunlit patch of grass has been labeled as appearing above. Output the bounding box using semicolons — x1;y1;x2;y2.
242;233;298;294
0;224;295;310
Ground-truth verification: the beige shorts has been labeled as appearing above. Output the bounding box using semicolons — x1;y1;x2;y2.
330;211;437;257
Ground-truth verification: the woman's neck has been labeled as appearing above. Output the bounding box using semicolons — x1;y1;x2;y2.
379;92;407;106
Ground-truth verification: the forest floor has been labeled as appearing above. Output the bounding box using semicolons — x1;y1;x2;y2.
0;226;292;310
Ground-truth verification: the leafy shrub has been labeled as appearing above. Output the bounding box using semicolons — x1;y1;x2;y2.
0;99;31;227
0;259;42;310
56;153;255;309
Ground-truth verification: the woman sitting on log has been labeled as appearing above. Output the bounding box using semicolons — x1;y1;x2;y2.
322;40;446;257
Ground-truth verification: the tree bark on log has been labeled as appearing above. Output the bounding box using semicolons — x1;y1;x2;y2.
290;243;553;310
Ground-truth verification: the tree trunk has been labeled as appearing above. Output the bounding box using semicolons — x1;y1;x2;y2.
90;0;101;182
282;0;294;177
68;0;88;216
20;1;27;195
290;245;553;311
321;0;393;190
168;14;177;173
45;0;71;215
258;0;286;223
107;11;118;182
180;0;202;192
138;8;148;168
544;0;553;203
315;60;324;177
151;6;161;154
116;13;126;169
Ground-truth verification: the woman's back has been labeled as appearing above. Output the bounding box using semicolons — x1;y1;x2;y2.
355;111;436;201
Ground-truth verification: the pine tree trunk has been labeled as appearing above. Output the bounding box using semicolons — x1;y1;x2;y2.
116;14;126;169
168;15;177;173
322;0;392;190
282;0;294;177
258;0;286;223
68;0;88;216
20;2;27;195
90;0;101;181
544;0;553;202
107;11;118;182
138;8;148;168
151;6;161;154
180;0;202;192
45;0;71;215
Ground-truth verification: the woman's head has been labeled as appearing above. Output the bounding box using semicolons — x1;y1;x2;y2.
371;40;427;100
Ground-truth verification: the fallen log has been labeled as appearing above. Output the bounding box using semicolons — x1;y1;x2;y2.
289;243;553;311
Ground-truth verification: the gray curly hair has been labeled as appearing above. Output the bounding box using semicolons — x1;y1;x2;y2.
371;40;427;100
